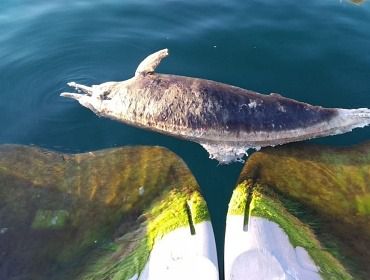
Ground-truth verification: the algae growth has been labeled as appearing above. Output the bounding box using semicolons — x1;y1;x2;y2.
80;188;210;280
0;145;211;280
238;141;370;279
1;142;370;279
31;209;70;230
228;181;351;279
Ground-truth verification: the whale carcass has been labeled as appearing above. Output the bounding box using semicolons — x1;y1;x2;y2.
61;49;370;163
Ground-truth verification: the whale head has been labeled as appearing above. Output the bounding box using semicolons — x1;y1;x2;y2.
60;80;133;117
61;49;169;118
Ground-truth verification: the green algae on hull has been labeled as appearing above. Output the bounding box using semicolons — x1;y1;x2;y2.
238;142;370;279
32;209;70;230
80;188;210;280
0;144;211;280
227;181;351;280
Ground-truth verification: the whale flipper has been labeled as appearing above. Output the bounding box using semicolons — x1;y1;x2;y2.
135;48;169;76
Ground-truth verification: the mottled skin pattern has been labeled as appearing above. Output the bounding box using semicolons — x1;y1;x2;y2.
95;72;340;149
126;74;337;134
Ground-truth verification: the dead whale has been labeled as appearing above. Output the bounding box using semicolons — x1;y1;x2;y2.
61;49;370;163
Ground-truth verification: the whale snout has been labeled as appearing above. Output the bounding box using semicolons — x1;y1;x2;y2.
62;81;93;97
60;82;93;100
60;81;103;113
60;92;83;100
61;80;122;101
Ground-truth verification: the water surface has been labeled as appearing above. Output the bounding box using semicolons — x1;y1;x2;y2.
1;0;370;276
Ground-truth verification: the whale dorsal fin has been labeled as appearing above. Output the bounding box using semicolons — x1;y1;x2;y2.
135;49;169;76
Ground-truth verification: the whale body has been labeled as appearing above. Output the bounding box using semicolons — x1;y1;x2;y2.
61;49;370;163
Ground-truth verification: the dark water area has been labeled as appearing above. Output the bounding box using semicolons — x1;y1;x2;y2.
0;0;370;277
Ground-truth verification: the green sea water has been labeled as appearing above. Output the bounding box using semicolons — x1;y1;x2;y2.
0;0;370;277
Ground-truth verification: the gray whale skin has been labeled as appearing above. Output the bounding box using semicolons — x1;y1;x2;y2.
61;49;370;163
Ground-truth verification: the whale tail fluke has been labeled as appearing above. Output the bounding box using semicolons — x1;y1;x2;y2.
342;108;370;122
336;108;370;133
